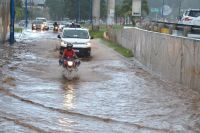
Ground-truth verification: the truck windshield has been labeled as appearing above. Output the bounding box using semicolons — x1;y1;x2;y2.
63;30;89;39
189;11;200;17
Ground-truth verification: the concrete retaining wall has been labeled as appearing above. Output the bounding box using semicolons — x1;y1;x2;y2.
107;28;200;92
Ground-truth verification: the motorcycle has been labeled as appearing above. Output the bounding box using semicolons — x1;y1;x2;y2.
53;25;59;32
60;58;80;80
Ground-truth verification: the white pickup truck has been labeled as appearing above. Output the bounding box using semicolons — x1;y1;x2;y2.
180;9;200;26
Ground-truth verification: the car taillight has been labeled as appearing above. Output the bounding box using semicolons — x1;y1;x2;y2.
184;17;193;21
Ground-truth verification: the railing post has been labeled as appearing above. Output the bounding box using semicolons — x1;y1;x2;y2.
183;26;191;37
169;24;176;34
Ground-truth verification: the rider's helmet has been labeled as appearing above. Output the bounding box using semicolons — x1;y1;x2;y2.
66;43;73;51
70;22;75;28
54;21;58;26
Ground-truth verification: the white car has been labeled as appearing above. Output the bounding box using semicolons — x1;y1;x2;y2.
59;21;67;31
47;21;54;30
180;9;200;26
58;28;93;57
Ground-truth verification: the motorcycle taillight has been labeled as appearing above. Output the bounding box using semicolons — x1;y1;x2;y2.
64;61;68;65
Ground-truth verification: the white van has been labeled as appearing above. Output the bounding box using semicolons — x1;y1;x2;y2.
58;28;93;57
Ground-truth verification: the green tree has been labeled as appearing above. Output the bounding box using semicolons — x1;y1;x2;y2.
15;0;24;21
45;0;65;20
46;0;107;21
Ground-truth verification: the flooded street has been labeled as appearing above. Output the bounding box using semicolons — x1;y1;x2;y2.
0;30;200;133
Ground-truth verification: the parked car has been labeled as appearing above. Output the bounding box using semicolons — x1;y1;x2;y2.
58;27;93;57
180;9;200;26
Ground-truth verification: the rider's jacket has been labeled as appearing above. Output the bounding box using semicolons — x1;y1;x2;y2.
63;49;75;58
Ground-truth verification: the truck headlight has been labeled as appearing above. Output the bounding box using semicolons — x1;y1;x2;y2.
61;41;65;45
86;42;91;47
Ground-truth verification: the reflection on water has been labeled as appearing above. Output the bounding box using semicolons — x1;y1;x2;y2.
57;83;76;132
63;83;75;110
58;117;74;132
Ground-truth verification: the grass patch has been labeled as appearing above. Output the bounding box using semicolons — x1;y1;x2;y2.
90;29;106;38
101;39;133;58
89;25;133;58
112;25;123;30
89;24;123;38
15;27;23;33
89;26;107;38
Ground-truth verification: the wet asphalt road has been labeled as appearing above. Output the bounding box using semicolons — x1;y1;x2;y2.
0;29;200;133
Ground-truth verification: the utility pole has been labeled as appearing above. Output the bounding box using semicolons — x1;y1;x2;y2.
161;0;165;21
76;0;78;23
76;0;80;23
107;0;115;25
178;0;182;20
10;0;15;45
89;0;93;24
92;0;100;30
25;0;28;28
78;0;80;22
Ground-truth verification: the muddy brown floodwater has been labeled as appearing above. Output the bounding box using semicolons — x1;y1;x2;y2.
0;30;200;133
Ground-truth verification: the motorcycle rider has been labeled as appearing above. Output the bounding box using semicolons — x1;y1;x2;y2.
59;43;80;66
53;21;58;27
63;43;76;58
53;21;59;31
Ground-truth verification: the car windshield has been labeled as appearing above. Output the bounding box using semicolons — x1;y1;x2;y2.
60;21;66;25
33;20;43;24
36;18;46;22
63;30;89;39
188;11;200;17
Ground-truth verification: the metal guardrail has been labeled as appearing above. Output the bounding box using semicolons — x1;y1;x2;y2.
151;20;200;31
148;21;200;36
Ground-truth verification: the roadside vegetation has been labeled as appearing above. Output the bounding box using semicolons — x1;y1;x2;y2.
101;39;133;58
90;25;133;58
15;27;23;33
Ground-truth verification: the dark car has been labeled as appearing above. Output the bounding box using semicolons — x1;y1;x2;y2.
69;23;81;28
18;20;26;27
